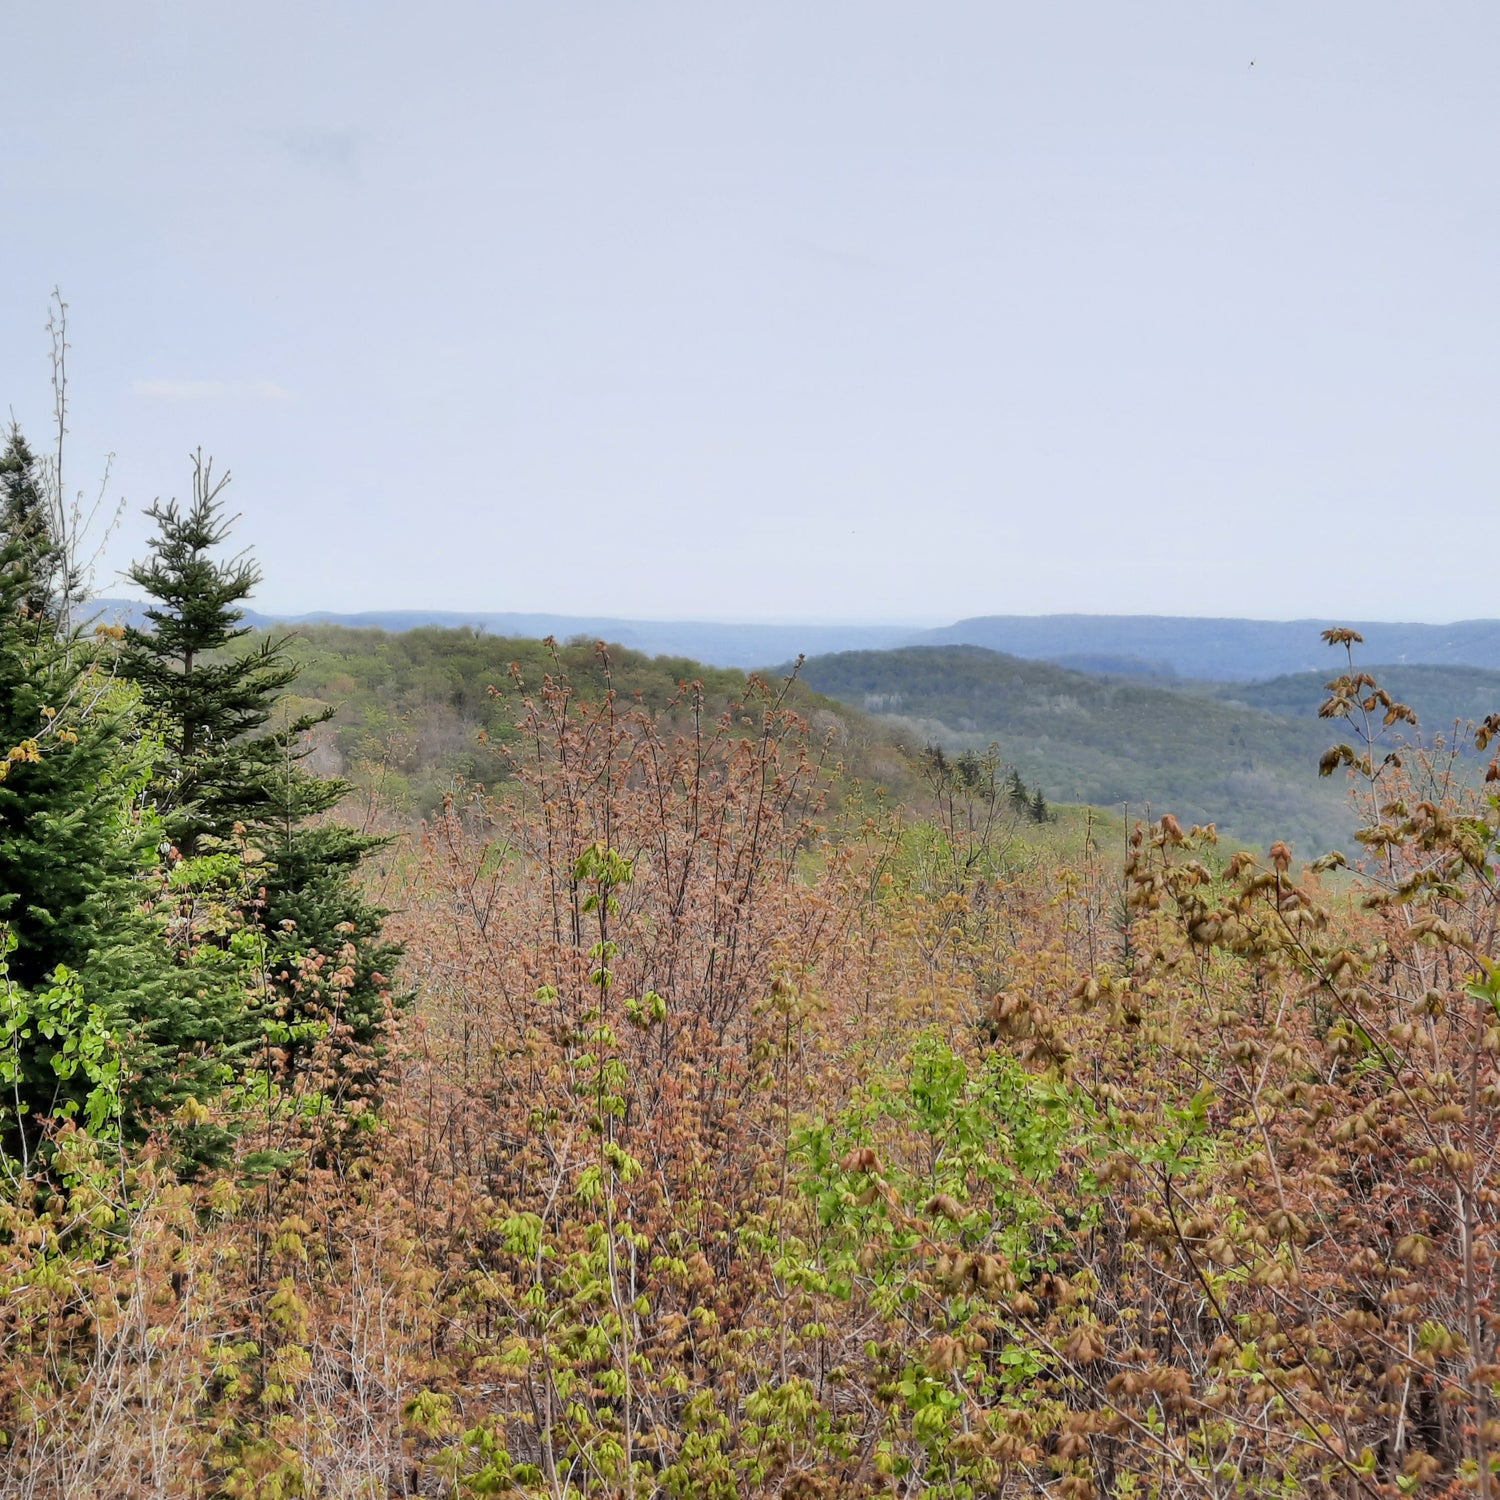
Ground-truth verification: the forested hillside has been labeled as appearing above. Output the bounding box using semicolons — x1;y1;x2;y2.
1212;662;1500;732
258;623;921;815
797;644;1352;850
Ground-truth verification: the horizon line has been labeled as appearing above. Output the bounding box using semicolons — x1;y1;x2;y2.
86;596;1500;631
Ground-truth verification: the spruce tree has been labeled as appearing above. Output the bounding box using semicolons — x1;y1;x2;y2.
121;457;401;1061
0;425;62;630
1006;768;1030;817
119;454;307;856
0;534;248;1162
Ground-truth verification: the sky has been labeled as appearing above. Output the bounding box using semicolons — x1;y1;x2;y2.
2;2;1496;623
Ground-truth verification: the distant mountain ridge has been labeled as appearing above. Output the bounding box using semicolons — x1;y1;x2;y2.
915;615;1500;682
87;600;1500;680
85;600;915;668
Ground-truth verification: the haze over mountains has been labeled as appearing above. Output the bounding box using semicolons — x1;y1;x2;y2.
91;601;1500;679
89;601;917;670
917;616;1500;682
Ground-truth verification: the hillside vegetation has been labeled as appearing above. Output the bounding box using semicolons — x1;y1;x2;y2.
9;581;1500;1495
265;623;923;816
797;644;1350;851
272;630;1500;857
1212;661;1500;731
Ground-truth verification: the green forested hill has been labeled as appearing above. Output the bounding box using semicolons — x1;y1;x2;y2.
797;644;1353;851
1209;662;1500;735
258;624;918;815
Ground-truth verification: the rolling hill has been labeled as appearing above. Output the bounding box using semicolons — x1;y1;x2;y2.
797;645;1357;851
252;623;922;818
1210;662;1500;735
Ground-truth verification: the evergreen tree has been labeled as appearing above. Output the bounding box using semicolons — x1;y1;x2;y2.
954;750;983;790
1029;787;1050;823
122;457;401;1059
922;742;949;779
119;454;308;856
0;537;249;1163
1006;767;1030;816
0;425;62;629
255;820;402;1063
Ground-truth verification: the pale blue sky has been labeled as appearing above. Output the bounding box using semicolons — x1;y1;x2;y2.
3;3;1496;621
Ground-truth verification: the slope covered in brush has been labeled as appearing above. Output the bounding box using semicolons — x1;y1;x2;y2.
256;624;920;815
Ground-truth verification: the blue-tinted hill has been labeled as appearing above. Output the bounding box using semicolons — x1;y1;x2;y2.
916;615;1500;681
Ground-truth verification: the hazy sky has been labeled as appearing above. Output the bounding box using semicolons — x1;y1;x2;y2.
3;3;1496;622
